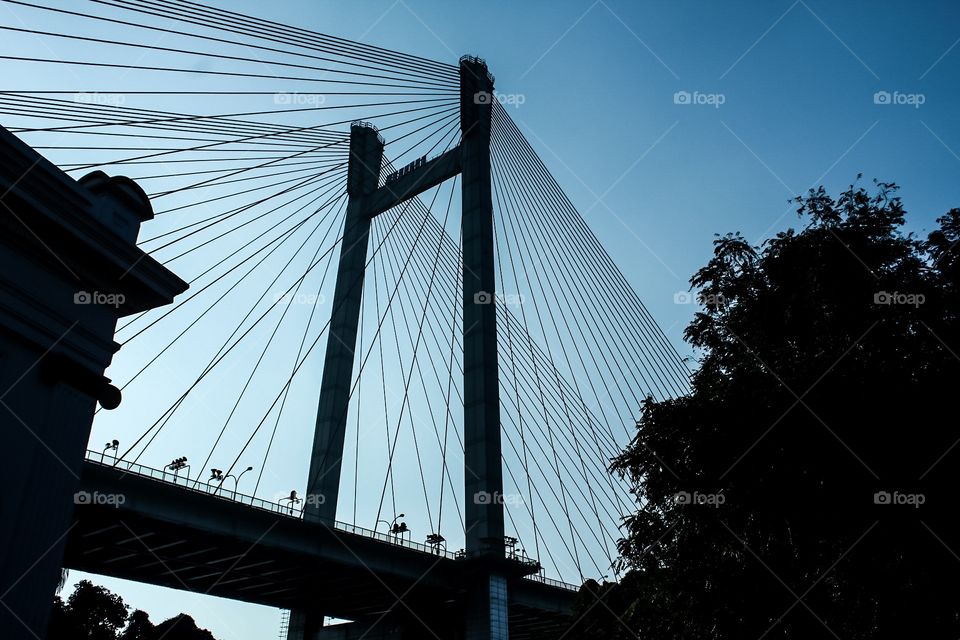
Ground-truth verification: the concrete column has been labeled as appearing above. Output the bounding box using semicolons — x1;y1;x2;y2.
304;122;383;524
287;610;324;640
292;124;382;640
459;55;504;561
460;56;508;640
0;127;187;640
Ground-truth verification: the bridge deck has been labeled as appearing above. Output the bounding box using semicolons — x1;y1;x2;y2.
64;456;576;638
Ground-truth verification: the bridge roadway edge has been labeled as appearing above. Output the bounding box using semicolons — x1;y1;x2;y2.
65;461;576;637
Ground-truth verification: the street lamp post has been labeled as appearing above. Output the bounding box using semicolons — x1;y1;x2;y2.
231;466;254;498
377;513;405;538
210;466;254;500
209;468;224;494
390;521;409;542
280;490;302;515
426;533;446;554
166;457;189;482
101;439;118;464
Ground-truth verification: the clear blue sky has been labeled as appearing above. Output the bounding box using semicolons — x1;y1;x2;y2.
4;1;959;638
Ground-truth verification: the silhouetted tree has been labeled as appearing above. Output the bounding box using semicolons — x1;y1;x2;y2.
567;180;960;638
47;596;69;639
118;610;155;640
47;581;220;640
48;580;128;640
152;614;217;640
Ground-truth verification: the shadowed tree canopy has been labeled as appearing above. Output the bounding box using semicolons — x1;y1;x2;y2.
118;610;155;640
566;179;960;638
151;614;217;640
48;580;219;640
48;580;127;640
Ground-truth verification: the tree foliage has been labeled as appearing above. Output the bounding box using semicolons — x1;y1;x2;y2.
152;614;217;640
567;180;960;638
48;580;219;640
48;580;128;640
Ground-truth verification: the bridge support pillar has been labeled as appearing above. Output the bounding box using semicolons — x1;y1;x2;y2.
287;610;325;640
460;57;508;639
293;123;383;640
0;127;186;640
305;122;383;524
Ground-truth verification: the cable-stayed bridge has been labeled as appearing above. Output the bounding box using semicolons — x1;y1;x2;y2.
0;2;690;638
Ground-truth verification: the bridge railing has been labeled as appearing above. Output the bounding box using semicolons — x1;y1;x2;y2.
84;451;580;590
523;574;581;591
84;450;459;559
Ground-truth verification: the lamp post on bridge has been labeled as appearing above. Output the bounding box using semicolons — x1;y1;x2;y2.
165;457;189;482
426;532;447;554
209;465;253;499
376;512;404;533
101;439;118;463
280;490;302;515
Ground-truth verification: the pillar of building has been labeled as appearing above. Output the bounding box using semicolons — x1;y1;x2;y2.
0;126;187;640
459;56;509;640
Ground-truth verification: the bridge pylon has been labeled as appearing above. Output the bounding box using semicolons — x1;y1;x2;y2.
304;121;383;525
293;56;510;640
458;56;509;640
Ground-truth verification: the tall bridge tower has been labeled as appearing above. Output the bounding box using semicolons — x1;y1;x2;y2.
292;56;509;639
